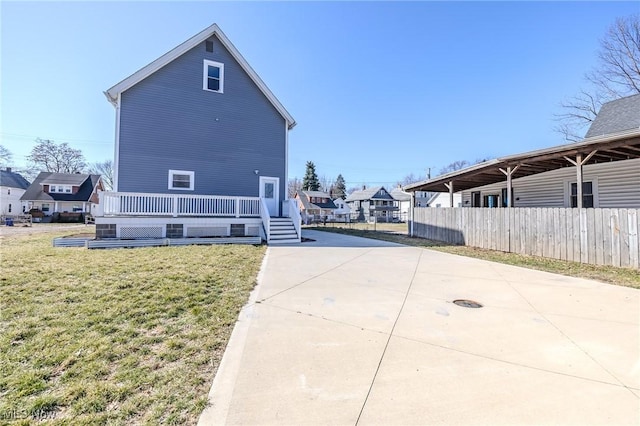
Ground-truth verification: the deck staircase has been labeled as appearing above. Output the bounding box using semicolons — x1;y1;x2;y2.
268;217;300;244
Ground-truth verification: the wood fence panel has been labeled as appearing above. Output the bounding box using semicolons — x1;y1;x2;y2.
611;209;621;268
411;207;639;269
586;209;595;264
603;209;613;266
565;209;574;262
619;209;630;268
558;209;567;260
572;210;581;262
629;209;638;269
536;209;545;258
594;208;604;265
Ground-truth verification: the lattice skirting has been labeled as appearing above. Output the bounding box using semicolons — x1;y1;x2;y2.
120;226;164;239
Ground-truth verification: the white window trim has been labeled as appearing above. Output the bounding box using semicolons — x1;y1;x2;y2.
203;59;224;93
564;178;599;208
168;170;195;191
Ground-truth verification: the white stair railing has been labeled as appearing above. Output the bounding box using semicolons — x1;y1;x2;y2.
259;197;271;242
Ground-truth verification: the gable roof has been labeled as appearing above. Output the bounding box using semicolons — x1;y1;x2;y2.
296;190;337;210
21;172;102;202
0;169;30;189
345;186;394;202
104;23;296;130
41;173;89;186
390;187;411;201
585;94;640;138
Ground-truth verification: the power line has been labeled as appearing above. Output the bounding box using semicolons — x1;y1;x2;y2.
0;132;113;146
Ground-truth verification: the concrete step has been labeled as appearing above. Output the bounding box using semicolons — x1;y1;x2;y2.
271;230;296;235
268;238;301;245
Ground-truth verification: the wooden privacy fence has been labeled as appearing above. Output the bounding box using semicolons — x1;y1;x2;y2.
411;208;639;269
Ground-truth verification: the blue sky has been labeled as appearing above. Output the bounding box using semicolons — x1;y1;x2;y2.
2;1;638;188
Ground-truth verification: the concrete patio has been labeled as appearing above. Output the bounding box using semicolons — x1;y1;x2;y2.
199;230;639;425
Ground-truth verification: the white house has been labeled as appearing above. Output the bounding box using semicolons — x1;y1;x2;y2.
0;168;30;215
424;192;462;208
332;198;351;221
390;187;411;221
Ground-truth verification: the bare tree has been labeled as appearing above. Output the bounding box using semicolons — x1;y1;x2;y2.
555;90;606;142
556;14;640;141
588;14;640;98
395;173;422;188
346;186;361;196
88;160;114;190
287;177;302;198
438;160;469;176
0;145;12;167
318;175;334;194
26;139;86;174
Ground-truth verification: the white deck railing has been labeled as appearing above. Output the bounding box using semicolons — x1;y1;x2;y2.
99;192;261;218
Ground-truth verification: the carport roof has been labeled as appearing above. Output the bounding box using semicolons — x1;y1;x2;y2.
404;129;640;193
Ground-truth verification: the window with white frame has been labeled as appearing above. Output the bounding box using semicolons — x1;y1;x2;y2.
203;60;224;93
168;170;194;191
570;181;595;208
49;185;72;193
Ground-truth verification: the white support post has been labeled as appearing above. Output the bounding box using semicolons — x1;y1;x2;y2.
564;150;597;208
499;165;520;207
235;197;241;218
576;153;583;209
444;181;454;207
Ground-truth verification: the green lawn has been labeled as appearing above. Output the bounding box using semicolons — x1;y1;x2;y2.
310;226;640;289
0;231;265;425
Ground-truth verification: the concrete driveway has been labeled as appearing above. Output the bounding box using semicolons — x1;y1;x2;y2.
199;230;639;425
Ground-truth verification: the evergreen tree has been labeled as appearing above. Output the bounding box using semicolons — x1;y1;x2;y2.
334;174;347;199
302;161;320;191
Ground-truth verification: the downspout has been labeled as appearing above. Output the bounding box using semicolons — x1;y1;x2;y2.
112;93;121;192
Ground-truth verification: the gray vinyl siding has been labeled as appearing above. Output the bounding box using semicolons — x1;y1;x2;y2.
460;158;640;208
117;35;286;201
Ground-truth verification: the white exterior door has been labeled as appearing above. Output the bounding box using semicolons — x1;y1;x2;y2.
259;176;279;217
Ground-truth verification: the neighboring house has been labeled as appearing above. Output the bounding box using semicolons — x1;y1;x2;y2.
390;187;411;221
20;172;104;216
332;198;351;221
413;190;433;207
345;186;399;222
95;24;299;243
295;190;337;223
405;94;640;209
0;168;30;215
423;192;462;208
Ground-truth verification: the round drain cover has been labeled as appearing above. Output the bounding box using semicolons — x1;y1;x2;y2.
453;299;483;308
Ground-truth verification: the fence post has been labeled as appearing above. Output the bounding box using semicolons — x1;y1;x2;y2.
172;195;178;217
235;198;240;218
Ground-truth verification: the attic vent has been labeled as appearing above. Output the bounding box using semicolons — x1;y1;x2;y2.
205;40;214;52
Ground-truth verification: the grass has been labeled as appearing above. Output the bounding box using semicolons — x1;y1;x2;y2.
0;230;265;425
309;225;640;289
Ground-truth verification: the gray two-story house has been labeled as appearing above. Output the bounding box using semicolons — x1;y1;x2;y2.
96;24;300;243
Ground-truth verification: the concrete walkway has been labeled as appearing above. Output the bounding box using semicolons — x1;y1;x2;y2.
199;230;639;425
